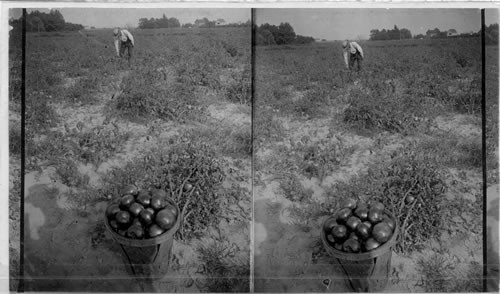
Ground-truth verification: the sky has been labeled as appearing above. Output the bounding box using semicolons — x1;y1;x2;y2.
9;8;250;28
255;9;494;40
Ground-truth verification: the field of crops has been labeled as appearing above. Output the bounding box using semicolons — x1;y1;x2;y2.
12;26;251;292
253;38;490;292
8;25;499;292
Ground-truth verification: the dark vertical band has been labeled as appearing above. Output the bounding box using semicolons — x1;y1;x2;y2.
250;8;255;293
481;8;487;293
19;7;26;293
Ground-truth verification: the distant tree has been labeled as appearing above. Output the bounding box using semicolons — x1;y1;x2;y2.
414;33;425;39
182;22;193;28
19;10;83;32
138;15;180;29
255;22;313;45
400;28;412;39
486;23;499;45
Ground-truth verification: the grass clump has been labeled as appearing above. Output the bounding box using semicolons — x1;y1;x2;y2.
196;234;250;292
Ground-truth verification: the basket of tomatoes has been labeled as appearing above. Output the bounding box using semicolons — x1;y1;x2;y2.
104;184;181;279
321;199;399;292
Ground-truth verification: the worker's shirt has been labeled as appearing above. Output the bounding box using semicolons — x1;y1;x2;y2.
343;41;364;68
114;29;135;56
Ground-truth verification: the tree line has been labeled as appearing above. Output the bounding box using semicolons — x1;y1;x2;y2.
370;24;498;43
255;22;315;46
9;10;84;32
138;15;251;29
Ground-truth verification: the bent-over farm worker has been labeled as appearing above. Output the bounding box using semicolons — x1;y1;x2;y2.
342;40;364;71
113;28;135;60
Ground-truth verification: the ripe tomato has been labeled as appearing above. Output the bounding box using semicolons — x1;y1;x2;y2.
323;218;337;234
145;207;155;215
151;193;166;211
354;207;369;221
164;202;178;217
372;222;392;243
370;201;385;212
334;242;343;251
368;209;383;224
129;203;144;217
343;238;361;253
356;223;371;240
115;210;131;226
364;238;381;251
109;220;119;231
120;194;135;209
151;189;167;199
383;215;396;231
183;183;193;192
342;198;357;210
346;216;362;231
122;184;139;196
136;192;151;207
405;195;415;205
148;224;165;238
139;209;154;226
127;225;144;239
132;217;141;227
106;204;121;220
155;209;177;230
326;234;336;245
331;225;348;241
362;221;372;229
336;208;353;224
349;232;359;241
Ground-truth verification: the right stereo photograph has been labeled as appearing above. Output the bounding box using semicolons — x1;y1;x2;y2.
253;8;498;292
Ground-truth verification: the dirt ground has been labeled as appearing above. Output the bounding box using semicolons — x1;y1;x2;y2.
22;68;251;292
254;81;483;292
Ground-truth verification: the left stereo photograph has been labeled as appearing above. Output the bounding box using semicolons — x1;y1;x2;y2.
9;8;252;292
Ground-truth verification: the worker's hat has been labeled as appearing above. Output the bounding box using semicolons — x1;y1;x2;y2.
113;28;120;36
342;40;349;48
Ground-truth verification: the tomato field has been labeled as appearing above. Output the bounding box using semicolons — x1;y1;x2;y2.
254;38;493;292
8;17;499;293
11;26;251;292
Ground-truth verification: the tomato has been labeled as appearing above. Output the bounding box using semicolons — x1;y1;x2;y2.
362;221;372;229
368;209;384;224
326;234;336;245
139;209;154;226
372;222;393;243
405;195;415;205
331;225;348;241
145;207;155;215
383;216;396;231
122;184;139;196
118;230;127;237
349;232;359;241
106;204;121;220
346;216;362;231
109;219;119;231
136;192;151;207
151;189;167;199
343;238;361;253
334;242;343;251
148;224;165;238
323;218;337;234
164;202;178;217
127;225;144;239
183;183;193;192
356;223;371;240
354;207;369;221
155;209;177;230
132;217;142;227
364;238;381;251
120;194;135;209
151;191;166;211
370;201;385;212
115;210;131;225
342;198;357;210
129;203;144;217
336;208;353;224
